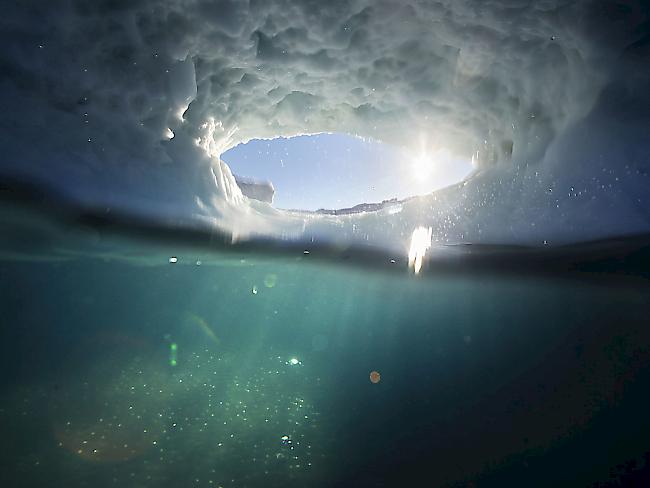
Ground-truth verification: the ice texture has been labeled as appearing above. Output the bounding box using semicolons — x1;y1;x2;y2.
0;0;648;249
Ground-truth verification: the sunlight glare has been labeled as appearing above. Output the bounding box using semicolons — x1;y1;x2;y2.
412;153;433;181
408;226;433;275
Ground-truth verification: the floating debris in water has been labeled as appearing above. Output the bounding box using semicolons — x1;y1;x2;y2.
168;256;178;264
303;250;310;255
370;371;381;384
252;285;258;295
287;358;301;366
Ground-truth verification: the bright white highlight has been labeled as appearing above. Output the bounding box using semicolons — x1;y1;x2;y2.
411;153;432;181
196;117;239;159
408;226;433;275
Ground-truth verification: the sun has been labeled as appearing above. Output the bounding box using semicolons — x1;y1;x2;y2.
411;153;433;181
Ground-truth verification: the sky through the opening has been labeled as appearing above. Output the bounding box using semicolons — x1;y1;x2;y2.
222;134;473;210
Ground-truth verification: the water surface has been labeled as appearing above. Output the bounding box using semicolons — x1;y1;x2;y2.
1;198;650;487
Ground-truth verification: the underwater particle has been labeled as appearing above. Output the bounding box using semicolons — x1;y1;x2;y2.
264;274;277;288
252;285;258;295
169;343;178;367
369;371;381;384
288;358;301;366
303;250;310;255
196;260;202;266
169;256;178;264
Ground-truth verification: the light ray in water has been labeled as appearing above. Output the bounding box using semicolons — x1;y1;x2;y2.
185;313;221;346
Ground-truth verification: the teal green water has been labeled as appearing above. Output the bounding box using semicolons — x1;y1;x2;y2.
1;212;650;487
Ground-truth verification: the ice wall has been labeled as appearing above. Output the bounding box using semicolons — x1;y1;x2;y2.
1;0;648;248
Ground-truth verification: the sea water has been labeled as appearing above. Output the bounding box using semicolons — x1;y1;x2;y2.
1;200;650;488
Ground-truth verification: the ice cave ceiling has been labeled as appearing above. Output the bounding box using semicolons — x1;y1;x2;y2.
1;0;649;247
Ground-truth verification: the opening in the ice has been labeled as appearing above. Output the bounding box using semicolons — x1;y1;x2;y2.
221;133;474;212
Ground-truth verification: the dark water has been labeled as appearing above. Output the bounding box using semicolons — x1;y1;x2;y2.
1;198;650;487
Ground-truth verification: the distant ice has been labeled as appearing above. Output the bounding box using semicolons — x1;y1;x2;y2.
234;175;275;204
